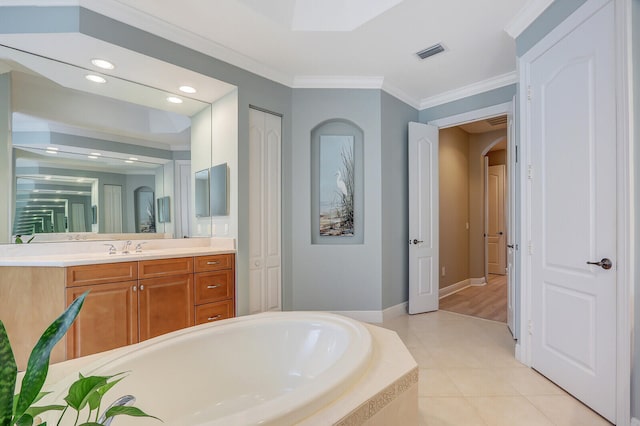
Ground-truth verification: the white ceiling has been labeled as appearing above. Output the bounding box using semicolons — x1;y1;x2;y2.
78;0;531;107
0;0;546;110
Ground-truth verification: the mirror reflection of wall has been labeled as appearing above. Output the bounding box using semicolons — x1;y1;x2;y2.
0;42;238;244
194;169;210;219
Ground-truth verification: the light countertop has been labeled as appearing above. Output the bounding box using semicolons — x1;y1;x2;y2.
0;238;235;267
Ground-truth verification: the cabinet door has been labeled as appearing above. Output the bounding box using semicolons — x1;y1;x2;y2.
138;274;194;341
66;281;138;359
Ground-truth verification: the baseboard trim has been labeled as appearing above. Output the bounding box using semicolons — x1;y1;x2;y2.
440;277;487;299
382;302;408;322
330;310;383;324
631;417;640;426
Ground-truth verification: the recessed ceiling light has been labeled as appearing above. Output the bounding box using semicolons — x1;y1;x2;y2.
91;58;115;70
44;176;51;180
33;190;39;193
77;178;84;183
90;152;101;156
47;146;58;151
125;160;134;164
85;74;106;84
56;190;61;194
179;85;196;94
88;155;98;159
166;96;183;104
128;157;138;161
46;150;57;155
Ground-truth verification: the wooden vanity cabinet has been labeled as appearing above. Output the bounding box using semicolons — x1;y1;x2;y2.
194;254;235;325
0;252;235;369
66;257;194;359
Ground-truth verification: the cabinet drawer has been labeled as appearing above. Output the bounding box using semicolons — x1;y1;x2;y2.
194;270;234;305
195;299;235;325
138;257;193;279
194;254;234;272
66;262;137;287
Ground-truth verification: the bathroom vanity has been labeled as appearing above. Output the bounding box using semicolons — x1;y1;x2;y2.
0;238;236;370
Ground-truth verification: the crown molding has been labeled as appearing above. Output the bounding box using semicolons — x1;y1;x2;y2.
418;71;518;111
78;0;293;87
381;81;420;110
292;75;385;89
504;0;554;39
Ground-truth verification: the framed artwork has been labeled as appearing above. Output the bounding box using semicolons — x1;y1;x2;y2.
319;135;354;236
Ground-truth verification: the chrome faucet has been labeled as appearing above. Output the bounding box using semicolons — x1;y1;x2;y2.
121;240;132;254
98;395;136;425
135;242;147;253
104;244;117;255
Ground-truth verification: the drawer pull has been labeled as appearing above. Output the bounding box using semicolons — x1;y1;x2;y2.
207;315;222;321
207;285;221;289
207;261;220;265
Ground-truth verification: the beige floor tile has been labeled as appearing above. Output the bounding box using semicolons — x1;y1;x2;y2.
419;397;487;426
494;368;566;396
408;345;439;368
427;347;485;368
419;369;462;397
527;395;613;426
444;368;520;396
467;396;554;426
474;345;525;369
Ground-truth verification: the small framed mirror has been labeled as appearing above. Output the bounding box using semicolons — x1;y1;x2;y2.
210;162;228;216
195;169;210;217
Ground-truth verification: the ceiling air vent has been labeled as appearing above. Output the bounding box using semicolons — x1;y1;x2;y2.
486;115;508;126
416;43;445;60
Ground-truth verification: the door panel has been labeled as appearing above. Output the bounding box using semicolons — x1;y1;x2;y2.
408;122;439;314
249;108;282;313
138;274;194;341
529;2;616;421
487;165;506;275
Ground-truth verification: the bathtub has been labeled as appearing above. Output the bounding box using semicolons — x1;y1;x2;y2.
41;312;373;426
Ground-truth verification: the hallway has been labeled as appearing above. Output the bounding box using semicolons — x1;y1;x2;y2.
439;274;507;322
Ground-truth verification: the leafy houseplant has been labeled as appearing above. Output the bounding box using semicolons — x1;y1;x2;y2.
0;292;159;426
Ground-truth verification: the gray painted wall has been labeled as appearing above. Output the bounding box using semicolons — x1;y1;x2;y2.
291;89;382;311
418;85;516;123
0;73;11;243
633;0;640;419
380;92;418;309
9;6;295;316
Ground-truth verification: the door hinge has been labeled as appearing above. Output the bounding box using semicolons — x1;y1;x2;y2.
527;164;533;180
527;85;532;101
528;320;533;335
528;240;533;255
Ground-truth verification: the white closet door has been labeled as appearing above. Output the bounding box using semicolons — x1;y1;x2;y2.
71;203;86;232
249;108;282;313
103;184;123;233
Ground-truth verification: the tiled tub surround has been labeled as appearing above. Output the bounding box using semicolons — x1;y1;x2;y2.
32;313;418;426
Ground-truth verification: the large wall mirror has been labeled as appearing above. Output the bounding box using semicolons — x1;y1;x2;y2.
0;43;238;244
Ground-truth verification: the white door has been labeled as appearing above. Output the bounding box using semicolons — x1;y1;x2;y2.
506;102;516;335
408;122;439;314
486;164;506;275
528;1;616;421
249;108;282;314
103;184;122;233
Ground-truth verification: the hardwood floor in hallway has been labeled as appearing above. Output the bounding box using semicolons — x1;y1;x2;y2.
439;274;507;322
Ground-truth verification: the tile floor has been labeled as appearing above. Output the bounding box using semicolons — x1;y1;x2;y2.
381;310;613;426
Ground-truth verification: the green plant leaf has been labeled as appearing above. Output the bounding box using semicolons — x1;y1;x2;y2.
64;375;108;411
77;423;103;426
13;413;33;426
104;406;161;422
0;321;17;426
13;292;88;421
87;375;125;411
24;404;66;417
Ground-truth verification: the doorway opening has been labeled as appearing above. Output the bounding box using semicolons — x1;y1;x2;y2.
437;115;511;324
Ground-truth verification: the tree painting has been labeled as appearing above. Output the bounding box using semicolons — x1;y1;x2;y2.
319;135;354;236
